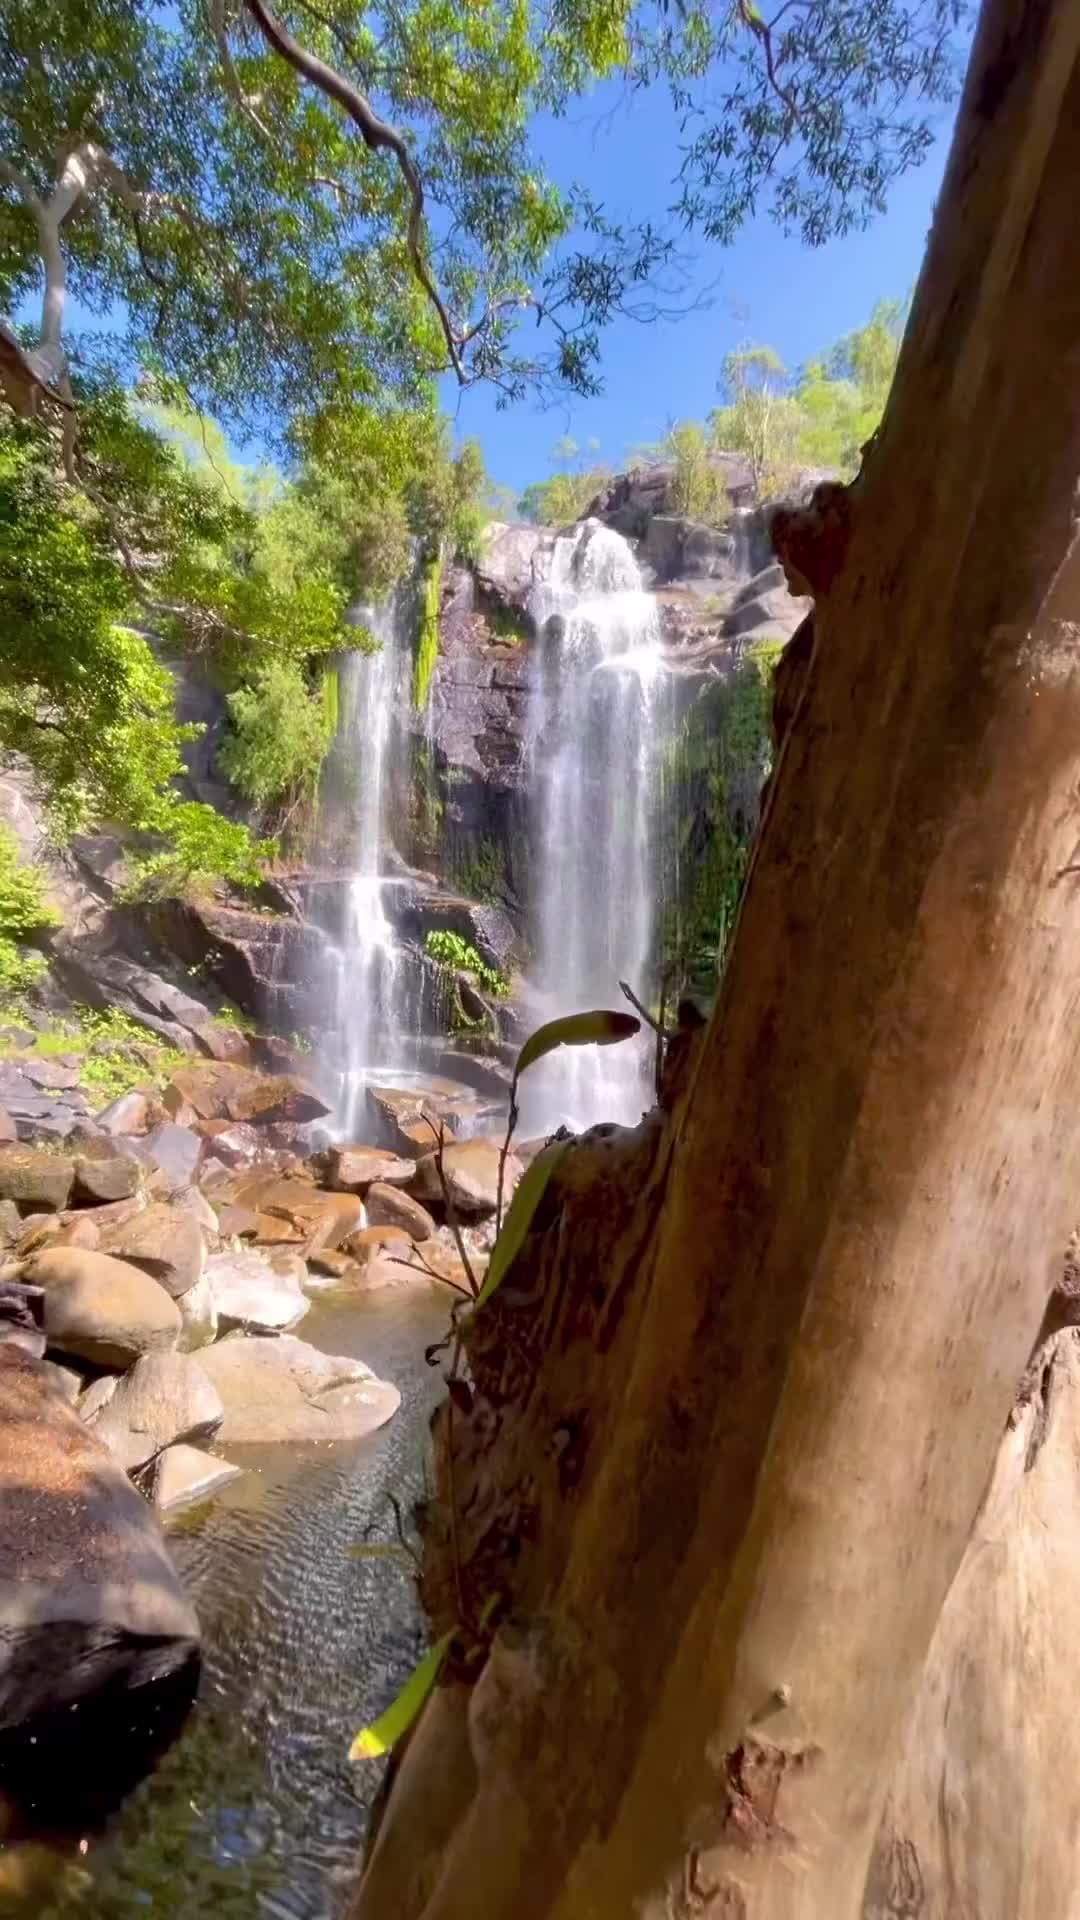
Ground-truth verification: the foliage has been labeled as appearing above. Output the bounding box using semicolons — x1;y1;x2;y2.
660;638;781;997
709;345;807;497
477;1137;574;1306
219;659;336;810
0;939;46;995
425;928;509;999
794;298;906;470
662;420;730;524
412;555;443;710
518;438;611;524
122;802;277;903
451;837;507;905
0;825;58;940
0;1005;189;1102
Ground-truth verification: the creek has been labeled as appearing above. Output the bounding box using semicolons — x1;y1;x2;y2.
2;1291;447;1920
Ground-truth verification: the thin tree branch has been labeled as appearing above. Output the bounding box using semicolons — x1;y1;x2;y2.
239;0;467;381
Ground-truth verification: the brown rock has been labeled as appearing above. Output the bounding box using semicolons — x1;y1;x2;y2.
0;1107;15;1145
366;1182;435;1242
0;1147;74;1214
224;1073;330;1127
306;1248;354;1280
412;1137;523;1216
199;1122;265;1169
100;1204;204;1299
169;1185;219;1245
56;1214;100;1251
0;1346;198;1731
318;1145;417;1192
161;1084;198;1127
24;1247;181;1368
147;1443;243;1513
205;1249;309;1334
191;1021;250;1064
233;1179;363;1252
344;1224;413;1265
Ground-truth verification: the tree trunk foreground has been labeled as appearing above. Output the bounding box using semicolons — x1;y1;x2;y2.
353;4;1080;1914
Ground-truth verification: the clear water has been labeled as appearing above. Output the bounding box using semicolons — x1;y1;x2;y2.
525;521;669;1133
4;1292;448;1920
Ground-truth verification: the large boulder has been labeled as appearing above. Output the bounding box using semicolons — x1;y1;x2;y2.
95;1089;152;1137
99;1202;204;1299
23;1246;181;1368
0;1146;73;1213
175;1271;218;1352
71;1147;142;1206
135;1122;204;1192
0;1347;198;1786
147;1444;243;1514
205;1248;310;1334
160;1061;330;1129
82;1351;223;1472
474;521;547;614
232;1177;363;1252
198;1333;400;1443
412;1137;523;1216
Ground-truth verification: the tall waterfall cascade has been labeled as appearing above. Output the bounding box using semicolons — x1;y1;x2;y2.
322;599;409;1136
526;520;671;1133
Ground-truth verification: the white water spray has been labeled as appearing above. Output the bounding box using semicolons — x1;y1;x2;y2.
526;520;668;1132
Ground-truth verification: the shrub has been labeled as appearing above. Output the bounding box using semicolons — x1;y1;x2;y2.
219;659;336;808
122;801;277;902
425;928;509;998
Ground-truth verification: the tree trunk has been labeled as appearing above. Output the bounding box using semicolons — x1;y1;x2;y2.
352;3;1080;1913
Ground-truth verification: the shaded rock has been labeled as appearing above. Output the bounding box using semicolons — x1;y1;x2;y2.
0;1147;74;1214
147;1444;243;1514
0;1281;45;1358
38;1357;84;1403
24;1247;181;1368
170;1185;220;1246
0;1107;16;1145
316;1144;417;1192
206;1248;309;1334
55;1214;100;1250
190;1021;250;1065
0;1344;198;1739
95;1089;151;1137
366;1182;435;1242
306;1248;354;1281
135;1122;203;1192
72;1150;141;1206
412;1137;523;1216
17;1058;80;1092
198;1332;400;1443
83;1351;223;1472
175;1272;218;1352
99;1203;204;1299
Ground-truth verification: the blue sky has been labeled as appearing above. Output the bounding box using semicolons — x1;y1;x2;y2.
451;78;955;496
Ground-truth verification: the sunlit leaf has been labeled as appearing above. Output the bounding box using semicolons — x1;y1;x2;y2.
476;1138;574;1308
512;1010;640;1084
348;1630;456;1761
344;1544;415;1566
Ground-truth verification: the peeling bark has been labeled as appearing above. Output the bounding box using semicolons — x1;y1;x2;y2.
352;3;1080;1916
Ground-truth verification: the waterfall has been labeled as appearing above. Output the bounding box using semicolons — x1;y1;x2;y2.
525;520;668;1133
324;599;408;1136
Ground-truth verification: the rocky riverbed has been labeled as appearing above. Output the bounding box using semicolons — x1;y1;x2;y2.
0;1046;515;1859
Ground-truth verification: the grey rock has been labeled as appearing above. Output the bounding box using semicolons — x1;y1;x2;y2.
206;1248;310;1334
198;1332;400;1444
175;1271;218;1352
412;1137;523;1216
135;1122;203;1192
72;1150;142;1206
82;1351;224;1472
95;1090;152;1137
148;1444;243;1514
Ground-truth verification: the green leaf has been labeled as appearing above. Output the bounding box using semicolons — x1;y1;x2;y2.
476;1138;574;1307
348;1630;456;1762
512;1011;640;1084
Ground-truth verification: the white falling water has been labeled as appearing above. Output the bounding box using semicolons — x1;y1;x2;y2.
526;520;667;1133
330;601;406;1136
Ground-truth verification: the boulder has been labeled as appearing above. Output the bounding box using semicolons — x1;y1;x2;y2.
366;1181;435;1242
197;1120;265;1168
412;1137;523;1216
474;521;546;613
169;1184;220;1245
147;1444;244;1515
205;1248;310;1334
99;1203;204;1299
82;1351;224;1472
0;1345;198;1737
56;1213;101;1250
175;1272;218;1352
95;1089;152;1137
0;1147;73;1214
305;1248;354;1281
38;1357;84;1403
317;1144;417;1192
72;1148;142;1206
135;1122;203;1192
198;1333;400;1443
24;1247;181;1368
0;1281;45;1357
233;1178;363;1252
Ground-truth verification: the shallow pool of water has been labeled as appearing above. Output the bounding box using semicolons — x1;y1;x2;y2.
1;1290;448;1920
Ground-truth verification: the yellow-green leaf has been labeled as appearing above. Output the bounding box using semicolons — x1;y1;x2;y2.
513;1010;640;1084
476;1138;574;1307
348;1630;456;1761
344;1544;414;1567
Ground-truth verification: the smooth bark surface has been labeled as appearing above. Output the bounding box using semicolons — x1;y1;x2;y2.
354;3;1080;1914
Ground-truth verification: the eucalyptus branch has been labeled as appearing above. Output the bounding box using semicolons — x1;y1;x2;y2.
239;0;468;381
737;0;800;122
